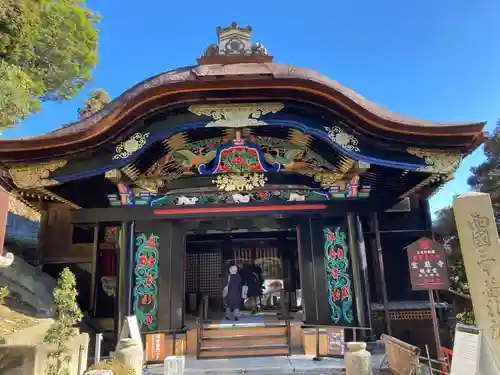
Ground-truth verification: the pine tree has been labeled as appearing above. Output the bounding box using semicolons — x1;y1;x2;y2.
433;120;500;324
78;89;110;120
433;206;474;324
43;267;83;375
468;118;500;225
0;0;101;132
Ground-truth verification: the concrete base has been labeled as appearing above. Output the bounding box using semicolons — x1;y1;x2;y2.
145;354;386;375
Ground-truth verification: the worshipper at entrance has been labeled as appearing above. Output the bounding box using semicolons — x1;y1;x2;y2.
244;263;264;314
222;265;243;321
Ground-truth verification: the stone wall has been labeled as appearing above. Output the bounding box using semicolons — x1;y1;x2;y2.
0;331;89;375
0;255;55;318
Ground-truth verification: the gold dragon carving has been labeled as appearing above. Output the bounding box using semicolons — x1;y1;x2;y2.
9;160;67;189
407;148;462;174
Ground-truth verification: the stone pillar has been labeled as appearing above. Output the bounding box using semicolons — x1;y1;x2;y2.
452;192;500;365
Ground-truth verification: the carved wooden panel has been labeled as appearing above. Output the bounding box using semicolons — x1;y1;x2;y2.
41;203;73;262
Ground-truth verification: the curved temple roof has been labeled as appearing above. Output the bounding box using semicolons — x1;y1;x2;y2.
0;23;486;159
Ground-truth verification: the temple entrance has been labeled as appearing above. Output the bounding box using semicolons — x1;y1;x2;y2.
184;222;301;322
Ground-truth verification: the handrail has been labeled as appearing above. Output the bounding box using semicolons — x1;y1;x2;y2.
196;294;208;359
301;324;372;361
285;318;292;356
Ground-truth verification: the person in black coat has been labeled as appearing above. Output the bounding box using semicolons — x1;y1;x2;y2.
223;265;243;321
244;263;263;314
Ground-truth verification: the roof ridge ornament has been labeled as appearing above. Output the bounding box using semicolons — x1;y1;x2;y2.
188;103;284;128
198;23;273;64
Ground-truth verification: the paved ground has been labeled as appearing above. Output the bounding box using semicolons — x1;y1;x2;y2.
145;354;387;374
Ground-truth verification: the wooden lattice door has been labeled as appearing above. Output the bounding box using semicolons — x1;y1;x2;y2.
198;252;223;311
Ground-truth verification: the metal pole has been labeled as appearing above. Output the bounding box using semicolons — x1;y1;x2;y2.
94;333;103;364
313;327;322;361
373;212;392;336
428;290;443;363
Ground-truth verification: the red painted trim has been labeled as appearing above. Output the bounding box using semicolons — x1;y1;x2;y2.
153;204;327;215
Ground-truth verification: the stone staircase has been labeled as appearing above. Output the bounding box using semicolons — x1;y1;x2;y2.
198;321;291;359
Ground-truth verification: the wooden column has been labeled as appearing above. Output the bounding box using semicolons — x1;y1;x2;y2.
134;220;186;332
373;212;392;336
156;220;185;332
356;214;374;336
346;212;371;333
296;217;331;325
115;221;135;339
0;187;8;256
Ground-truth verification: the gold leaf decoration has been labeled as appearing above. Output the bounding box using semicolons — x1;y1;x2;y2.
189;103;284;128
9;160;67;189
314;171;346;187
113;132;150;160
288;129;311;148
213;173;267;192
324;126;360;152
407;148;462;173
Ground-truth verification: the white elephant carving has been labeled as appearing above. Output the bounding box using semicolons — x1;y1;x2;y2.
288;192;306;202
232;193;251;203
176;196;199;205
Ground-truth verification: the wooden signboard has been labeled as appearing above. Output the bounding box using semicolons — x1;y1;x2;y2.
145;332;166;362
326;328;345;356
406;237;450;291
450;325;481;375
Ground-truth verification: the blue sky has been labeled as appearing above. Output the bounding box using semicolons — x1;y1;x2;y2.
3;0;499;215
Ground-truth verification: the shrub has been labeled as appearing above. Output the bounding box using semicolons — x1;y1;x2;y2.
0;286;7;304
43;267;83;375
85;359;136;375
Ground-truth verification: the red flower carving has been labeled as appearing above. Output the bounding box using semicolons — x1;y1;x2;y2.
145;313;153;325
248;149;257;156
139;256;155;267
140;294;152;305
145;274;153;287
232;155;245;166
341;287;350;299
332;289;341;301
337;247;344;258
327;231;335;242
222;150;231;157
147;237;156;248
331;268;340;279
329;246;344;259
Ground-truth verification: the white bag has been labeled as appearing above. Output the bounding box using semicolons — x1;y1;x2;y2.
242;285;248;299
223;275;230;298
